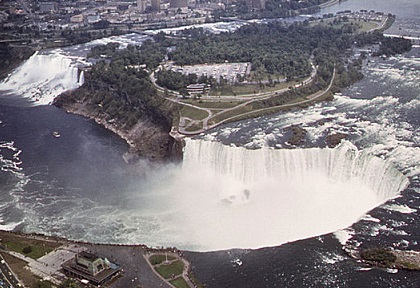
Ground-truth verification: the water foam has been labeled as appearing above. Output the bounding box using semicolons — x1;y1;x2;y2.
0;141;26;231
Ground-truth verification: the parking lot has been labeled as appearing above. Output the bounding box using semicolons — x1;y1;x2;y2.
166;62;251;84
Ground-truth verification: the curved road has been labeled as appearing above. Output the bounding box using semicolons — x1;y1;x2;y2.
177;68;335;135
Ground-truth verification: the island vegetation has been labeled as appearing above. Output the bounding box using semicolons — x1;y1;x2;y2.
53;13;412;144
357;247;420;271
53;40;182;161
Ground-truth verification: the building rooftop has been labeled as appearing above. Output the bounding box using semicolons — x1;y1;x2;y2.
61;251;121;285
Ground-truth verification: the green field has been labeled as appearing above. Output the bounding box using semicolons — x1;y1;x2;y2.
179;105;209;120
3;241;54;260
170;277;190;288
149;254;176;265
155;260;185;279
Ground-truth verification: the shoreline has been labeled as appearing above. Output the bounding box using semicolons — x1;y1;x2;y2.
53;92;183;162
319;0;341;9
0;229;195;287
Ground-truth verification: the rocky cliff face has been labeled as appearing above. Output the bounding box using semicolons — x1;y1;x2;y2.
54;88;183;162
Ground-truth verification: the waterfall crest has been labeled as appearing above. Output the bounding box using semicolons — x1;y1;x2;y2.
183;139;409;201
175;139;409;250
0;51;83;105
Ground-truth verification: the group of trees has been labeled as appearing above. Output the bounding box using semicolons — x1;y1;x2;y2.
151;21;371;92
167;23;318;80
88;40;167;69
149;19;412;95
374;35;412;56
61;15;413;131
83;61;172;129
55;44;174;130
0;44;34;79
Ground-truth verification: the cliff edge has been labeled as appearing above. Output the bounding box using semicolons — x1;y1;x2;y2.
53;64;182;162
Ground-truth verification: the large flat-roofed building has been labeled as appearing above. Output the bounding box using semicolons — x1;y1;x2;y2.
151;0;161;11
170;0;188;8
62;251;121;285
187;83;210;95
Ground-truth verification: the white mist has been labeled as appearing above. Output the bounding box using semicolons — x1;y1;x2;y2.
158;139;409;251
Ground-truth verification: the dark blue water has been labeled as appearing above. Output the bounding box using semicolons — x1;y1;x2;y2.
0;0;419;286
0;96;136;229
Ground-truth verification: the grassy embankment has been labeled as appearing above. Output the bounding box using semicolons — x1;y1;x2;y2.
149;253;204;288
0;231;63;286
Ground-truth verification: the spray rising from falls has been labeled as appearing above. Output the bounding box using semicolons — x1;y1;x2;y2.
0;51;84;105
173;139;409;251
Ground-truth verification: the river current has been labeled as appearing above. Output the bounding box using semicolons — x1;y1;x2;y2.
0;0;419;286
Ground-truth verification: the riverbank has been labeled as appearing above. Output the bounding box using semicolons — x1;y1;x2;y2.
54;90;183;163
0;230;200;287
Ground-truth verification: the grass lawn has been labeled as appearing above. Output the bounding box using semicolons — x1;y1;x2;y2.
209;81;295;96
179;105;209;120
170;277;190;288
209;105;253;124
0;252;40;286
149;254;176;265
155;260;184;279
2;241;54;259
191;101;241;109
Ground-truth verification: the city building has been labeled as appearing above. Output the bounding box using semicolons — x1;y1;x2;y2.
61;251;121;285
70;14;84;23
187;83;210;95
151;0;161;12
246;0;266;12
39;2;58;14
137;0;147;13
170;0;188;9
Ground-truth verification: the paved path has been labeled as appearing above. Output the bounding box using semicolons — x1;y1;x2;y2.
178;67;335;135
6;251;65;285
153;59;319;135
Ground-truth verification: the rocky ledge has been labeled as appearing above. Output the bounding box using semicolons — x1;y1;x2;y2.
54;90;183;162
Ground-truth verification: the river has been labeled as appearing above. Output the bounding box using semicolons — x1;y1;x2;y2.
0;0;419;286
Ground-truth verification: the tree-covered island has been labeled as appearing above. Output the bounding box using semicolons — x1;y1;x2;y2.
54;11;411;159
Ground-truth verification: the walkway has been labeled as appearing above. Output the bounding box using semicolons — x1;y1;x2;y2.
152;59;319;135
4;244;87;285
177;68;335;135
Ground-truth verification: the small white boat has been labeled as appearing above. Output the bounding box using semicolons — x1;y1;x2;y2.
52;131;61;138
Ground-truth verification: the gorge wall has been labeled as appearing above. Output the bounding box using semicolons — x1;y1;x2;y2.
54;87;182;162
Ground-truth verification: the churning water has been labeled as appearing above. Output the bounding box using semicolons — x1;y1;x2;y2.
0;0;420;285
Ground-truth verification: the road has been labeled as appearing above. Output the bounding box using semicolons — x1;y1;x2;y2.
178;67;335;135
152;60;319;134
0;254;22;288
